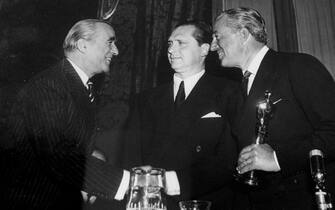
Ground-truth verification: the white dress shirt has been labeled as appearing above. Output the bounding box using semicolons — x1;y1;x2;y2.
68;58;181;199
162;69;207;196
243;46;269;95
67;58;130;200
242;46;281;170
67;58;89;88
173;70;205;100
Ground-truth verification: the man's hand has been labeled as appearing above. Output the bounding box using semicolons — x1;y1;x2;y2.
81;149;107;205
236;143;280;174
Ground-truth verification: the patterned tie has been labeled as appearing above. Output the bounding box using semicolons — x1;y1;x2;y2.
87;80;95;103
241;70;252;98
175;81;185;109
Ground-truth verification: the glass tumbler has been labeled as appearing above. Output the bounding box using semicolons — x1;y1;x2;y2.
179;200;211;210
126;167;167;210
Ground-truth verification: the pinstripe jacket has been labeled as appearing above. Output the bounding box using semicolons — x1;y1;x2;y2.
3;59;123;210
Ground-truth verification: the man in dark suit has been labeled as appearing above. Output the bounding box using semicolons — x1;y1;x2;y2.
2;19;132;210
211;7;335;210
124;21;241;210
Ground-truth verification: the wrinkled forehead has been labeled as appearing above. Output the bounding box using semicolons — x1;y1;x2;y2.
169;25;196;41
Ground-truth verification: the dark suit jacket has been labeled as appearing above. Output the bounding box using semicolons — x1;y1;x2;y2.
123;73;241;210
2;59;124;210
234;49;335;210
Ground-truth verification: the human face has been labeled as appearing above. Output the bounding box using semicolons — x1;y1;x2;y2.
167;25;208;79
84;23;119;75
211;19;245;68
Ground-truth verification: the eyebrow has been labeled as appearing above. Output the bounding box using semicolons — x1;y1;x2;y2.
169;36;189;41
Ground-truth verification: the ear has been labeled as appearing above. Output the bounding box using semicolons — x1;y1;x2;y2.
76;39;88;53
200;43;210;57
240;28;250;44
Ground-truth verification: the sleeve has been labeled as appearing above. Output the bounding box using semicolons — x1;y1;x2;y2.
274;54;335;174
9;81;124;200
173;85;239;199
120;92;148;170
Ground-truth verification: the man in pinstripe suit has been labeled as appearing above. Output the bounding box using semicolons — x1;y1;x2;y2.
3;19;130;210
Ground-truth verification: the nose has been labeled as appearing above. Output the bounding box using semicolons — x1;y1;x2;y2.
210;37;218;51
167;42;175;54
111;43;119;56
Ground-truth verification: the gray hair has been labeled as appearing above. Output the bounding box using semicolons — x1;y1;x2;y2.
216;7;268;44
63;19;109;55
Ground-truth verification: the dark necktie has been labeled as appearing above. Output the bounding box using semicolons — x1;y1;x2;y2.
175;81;185;109
241;71;252;98
87;80;95;103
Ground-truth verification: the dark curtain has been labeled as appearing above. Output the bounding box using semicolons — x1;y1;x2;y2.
89;0;213;166
292;0;335;79
130;0;212;94
273;0;298;52
0;0;98;138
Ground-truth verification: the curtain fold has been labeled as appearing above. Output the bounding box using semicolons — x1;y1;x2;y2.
220;0;277;50
273;0;298;52
94;0;212;131
131;0;211;93
292;0;335;78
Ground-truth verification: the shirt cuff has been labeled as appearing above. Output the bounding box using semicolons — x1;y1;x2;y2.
273;151;281;170
114;170;130;200
165;171;180;195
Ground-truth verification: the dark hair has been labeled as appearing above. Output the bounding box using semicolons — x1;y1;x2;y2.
216;7;267;44
175;21;213;45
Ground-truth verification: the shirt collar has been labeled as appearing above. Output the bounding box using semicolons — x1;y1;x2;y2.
67;58;90;89
244;46;269;76
173;69;205;99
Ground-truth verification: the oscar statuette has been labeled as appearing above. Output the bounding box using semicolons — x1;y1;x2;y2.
236;90;274;186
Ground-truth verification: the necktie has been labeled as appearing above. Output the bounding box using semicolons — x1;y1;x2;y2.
241;71;252;98
175;81;185;109
87;80;95;103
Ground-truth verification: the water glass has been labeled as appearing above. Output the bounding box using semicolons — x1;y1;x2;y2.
179;200;211;210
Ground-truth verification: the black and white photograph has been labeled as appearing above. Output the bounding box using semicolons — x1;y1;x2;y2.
1;0;335;210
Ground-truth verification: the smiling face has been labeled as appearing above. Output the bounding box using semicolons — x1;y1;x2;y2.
167;25;209;79
211;19;245;68
84;22;119;75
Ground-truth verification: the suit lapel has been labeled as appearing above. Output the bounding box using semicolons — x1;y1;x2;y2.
154;74;222;161
60;59;96;126
146;74;220;162
152;74;220;122
177;74;222;121
145;83;174;162
237;50;280;148
152;82;174;114
61;59;88;100
248;50;279;100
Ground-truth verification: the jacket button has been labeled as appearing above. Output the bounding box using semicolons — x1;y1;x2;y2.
196;145;201;152
96;127;101;132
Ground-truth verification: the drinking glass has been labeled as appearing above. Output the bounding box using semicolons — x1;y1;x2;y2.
126;167;167;210
179;200;211;210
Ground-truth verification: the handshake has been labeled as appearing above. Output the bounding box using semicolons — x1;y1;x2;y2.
82;150;180;204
